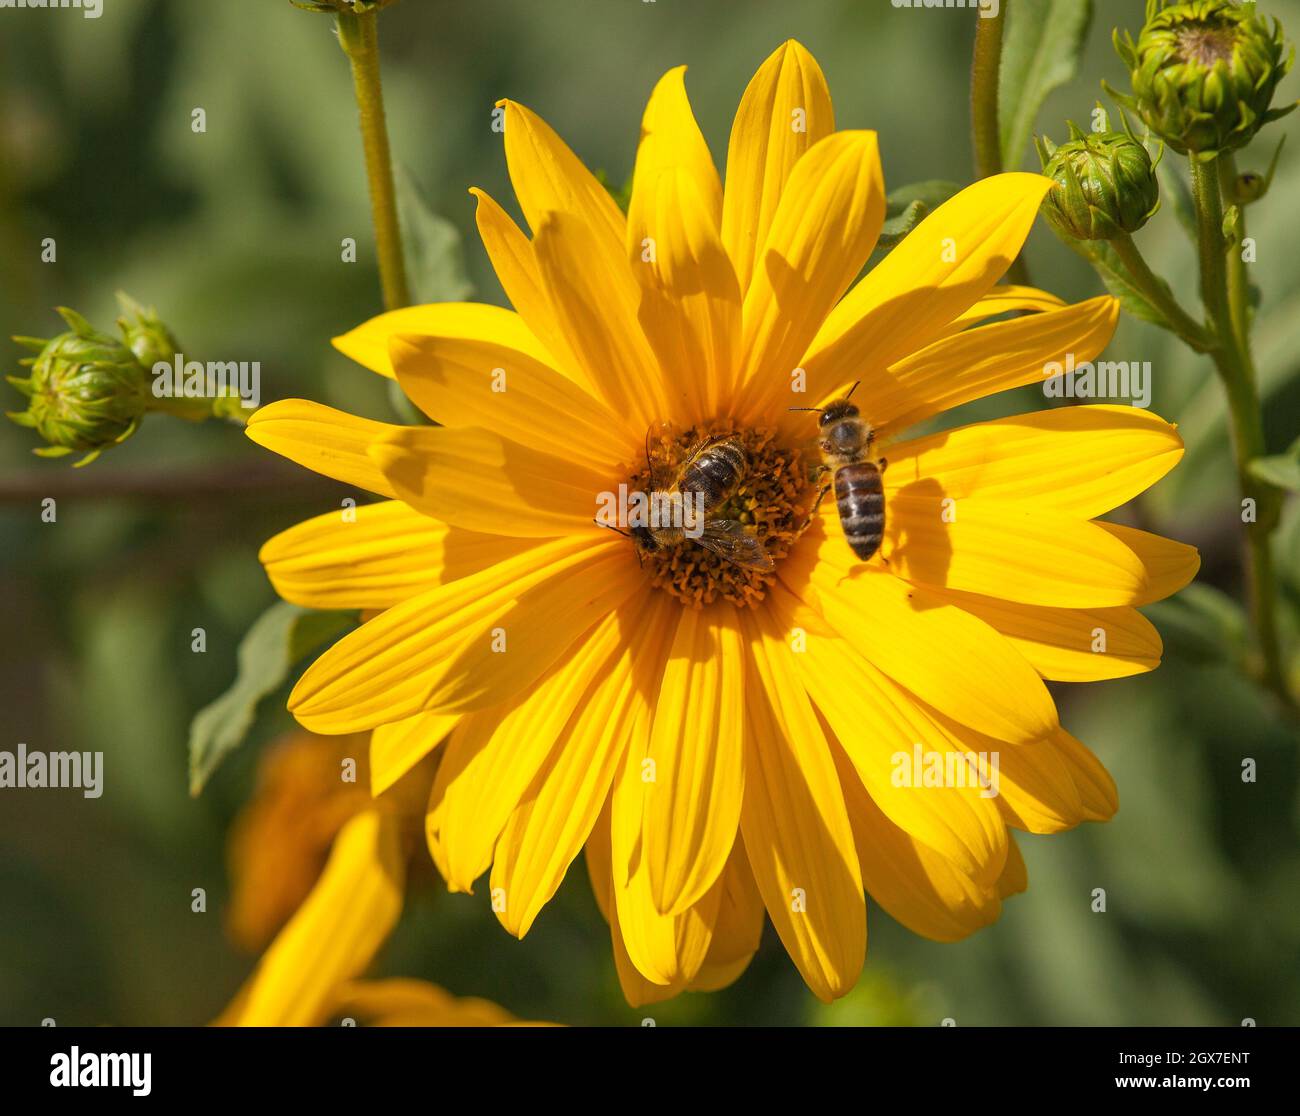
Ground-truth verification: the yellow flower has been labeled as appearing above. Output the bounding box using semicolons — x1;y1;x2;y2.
224;730;372;953
217;736;537;1025
247;41;1198;1004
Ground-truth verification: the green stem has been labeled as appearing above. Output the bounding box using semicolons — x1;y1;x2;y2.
1109;232;1213;351
1190;155;1292;714
970;2;1030;286
1217;153;1252;355
337;10;410;311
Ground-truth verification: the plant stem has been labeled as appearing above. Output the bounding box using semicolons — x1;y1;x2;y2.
971;2;1030;285
1217;153;1252;352
1109;232;1212;351
1190;154;1292;713
337;10;410;311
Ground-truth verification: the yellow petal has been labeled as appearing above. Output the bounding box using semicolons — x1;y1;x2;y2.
629;65;723;231
879;497;1151;607
433;602;645;892
491;591;676;937
370;424;607;538
874;296;1121;437
738;130;886;423
783;531;1059;745
1096;522;1200;604
245;400;400;497
231;808;405;1026
1052;729;1119;821
260;501;532;612
642;606;745;916
721;40;835;293
687;845;765;992
883;405;1185;519
589;798;698;1006
533;209;666;431
290;536;642;731
831;742;1002;943
469;187;582;382
794;173;1054;416
331;978;518;1027
370;709;459;797
766;582;1008;887
919;705;1087;835
388;331;634;472
932;284;1066;340
628;165;742;425
499;98;627;265
738;605;865;1002
612;838;724;989
915;588;1162;681
332;302;551;379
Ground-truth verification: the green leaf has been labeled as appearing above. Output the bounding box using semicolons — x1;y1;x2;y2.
1249;438;1300;493
877;200;927;250
885;179;962;216
999;0;1094;171
187;601;354;796
396;165;475;305
870;181;961;260
1144;583;1248;667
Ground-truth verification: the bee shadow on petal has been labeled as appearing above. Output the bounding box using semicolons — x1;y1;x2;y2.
880;476;954;610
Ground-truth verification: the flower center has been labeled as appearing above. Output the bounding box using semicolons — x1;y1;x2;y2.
1174;22;1236;66
627;422;819;608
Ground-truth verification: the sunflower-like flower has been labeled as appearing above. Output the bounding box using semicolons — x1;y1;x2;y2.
247;41;1198;1004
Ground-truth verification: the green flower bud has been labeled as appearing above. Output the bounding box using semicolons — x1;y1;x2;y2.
1036;123;1162;241
115;291;181;371
1111;0;1296;157
6;309;150;467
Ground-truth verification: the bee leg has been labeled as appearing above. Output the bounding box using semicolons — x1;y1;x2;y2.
795;483;832;532
878;456;888;474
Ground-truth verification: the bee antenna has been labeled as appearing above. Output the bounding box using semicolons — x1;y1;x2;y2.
788;406;823;413
593;518;632;539
845;380;861;400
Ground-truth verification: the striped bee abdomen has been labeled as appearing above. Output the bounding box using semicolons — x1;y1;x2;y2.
833;461;884;561
680;437;747;509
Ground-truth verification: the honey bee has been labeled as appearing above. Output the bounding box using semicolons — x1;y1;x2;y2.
791;382;887;562
599;427;774;573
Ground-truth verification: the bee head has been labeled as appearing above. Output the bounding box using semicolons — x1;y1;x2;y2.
818;398;860;428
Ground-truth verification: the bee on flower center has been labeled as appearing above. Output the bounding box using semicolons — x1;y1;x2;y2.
606;423;816;609
627;428;773;574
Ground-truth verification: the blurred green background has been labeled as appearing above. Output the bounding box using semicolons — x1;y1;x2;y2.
2;0;1298;1026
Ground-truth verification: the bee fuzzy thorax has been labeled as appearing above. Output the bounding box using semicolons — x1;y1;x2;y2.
626;422;819;609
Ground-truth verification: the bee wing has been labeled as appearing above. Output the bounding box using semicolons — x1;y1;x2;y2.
696;519;774;572
645;421;679;491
